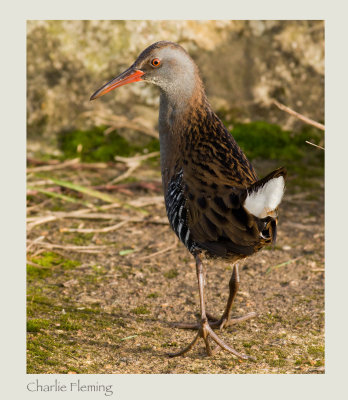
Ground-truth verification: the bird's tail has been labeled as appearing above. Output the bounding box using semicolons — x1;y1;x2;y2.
243;167;287;219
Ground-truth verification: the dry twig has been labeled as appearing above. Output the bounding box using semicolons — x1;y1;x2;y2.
110;152;160;184
60;220;129;233
27;206;169;231
27;204;120;231
27;199;51;213
272;99;325;131
26;235;45;252
26;239;110;254
128;196;163;208
27;158;80;173
27;157;113;171
305;141;325;150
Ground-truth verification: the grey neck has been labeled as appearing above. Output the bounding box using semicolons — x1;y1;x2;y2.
158;90;180;181
157;80;206;188
158;89;189;129
158;76;206;137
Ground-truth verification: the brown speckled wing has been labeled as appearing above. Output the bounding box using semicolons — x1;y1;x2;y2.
182;164;263;258
180;110;286;259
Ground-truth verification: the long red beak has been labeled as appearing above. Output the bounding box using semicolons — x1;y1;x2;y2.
90;67;144;100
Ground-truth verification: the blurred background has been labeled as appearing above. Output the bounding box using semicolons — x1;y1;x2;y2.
27;20;324;161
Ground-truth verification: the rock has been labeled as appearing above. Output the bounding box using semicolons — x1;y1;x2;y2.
27;21;324;141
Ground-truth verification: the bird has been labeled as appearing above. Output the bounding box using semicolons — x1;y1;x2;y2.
90;41;286;359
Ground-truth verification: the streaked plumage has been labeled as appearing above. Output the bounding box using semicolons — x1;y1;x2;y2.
91;41;286;359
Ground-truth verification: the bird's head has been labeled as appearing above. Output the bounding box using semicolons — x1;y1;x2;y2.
90;41;198;101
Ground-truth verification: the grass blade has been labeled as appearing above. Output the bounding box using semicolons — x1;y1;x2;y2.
27;186;93;208
266;256;303;274
49;178;119;204
120;335;138;341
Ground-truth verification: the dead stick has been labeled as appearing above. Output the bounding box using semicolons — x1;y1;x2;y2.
27;199;51;213
60;220;129;233
272;99;325;131
26;240;110;251
27;157;60;166
27;212;169;231
305;141;325;150
27;158;80;173
27;203;122;231
27;158;113;171
26;235;45;252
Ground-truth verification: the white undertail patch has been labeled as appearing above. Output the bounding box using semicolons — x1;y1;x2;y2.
244;176;285;218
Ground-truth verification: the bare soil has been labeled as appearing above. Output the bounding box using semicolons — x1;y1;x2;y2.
27;159;324;374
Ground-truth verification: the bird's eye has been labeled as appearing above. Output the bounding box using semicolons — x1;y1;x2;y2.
151;58;161;67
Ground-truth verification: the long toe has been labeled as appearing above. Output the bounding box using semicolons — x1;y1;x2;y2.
216;311;258;330
168;319;254;359
201;320;251;360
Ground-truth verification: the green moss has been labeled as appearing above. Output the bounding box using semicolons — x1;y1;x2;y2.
27;293;55;307
27;319;52;332
269;358;287;367
147;292;160;298
61;259;81;270
161;342;178;348
138;345;153;352
27;334;63;365
28;252;80;273
58;314;82;331
90;265;107;275
294;357;312;366
27;264;53;279
307;345;325;357
216;118;324;162
163;269;179;279
112;318;127;328
131;305;150;315
70;233;94;246
296;315;312;323
31;251;62;267
58;125;160;162
51;202;67;211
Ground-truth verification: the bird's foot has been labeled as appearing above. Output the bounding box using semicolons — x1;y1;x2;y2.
172;311;257;331
211;311;257;330
168;317;254;359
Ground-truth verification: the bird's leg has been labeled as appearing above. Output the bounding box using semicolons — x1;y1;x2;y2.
168;256;250;359
209;264;257;330
173;264;256;330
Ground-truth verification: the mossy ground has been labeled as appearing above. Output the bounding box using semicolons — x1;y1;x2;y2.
58;126;160;162
27;122;324;374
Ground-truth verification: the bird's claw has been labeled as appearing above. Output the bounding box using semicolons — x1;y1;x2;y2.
168;318;252;359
